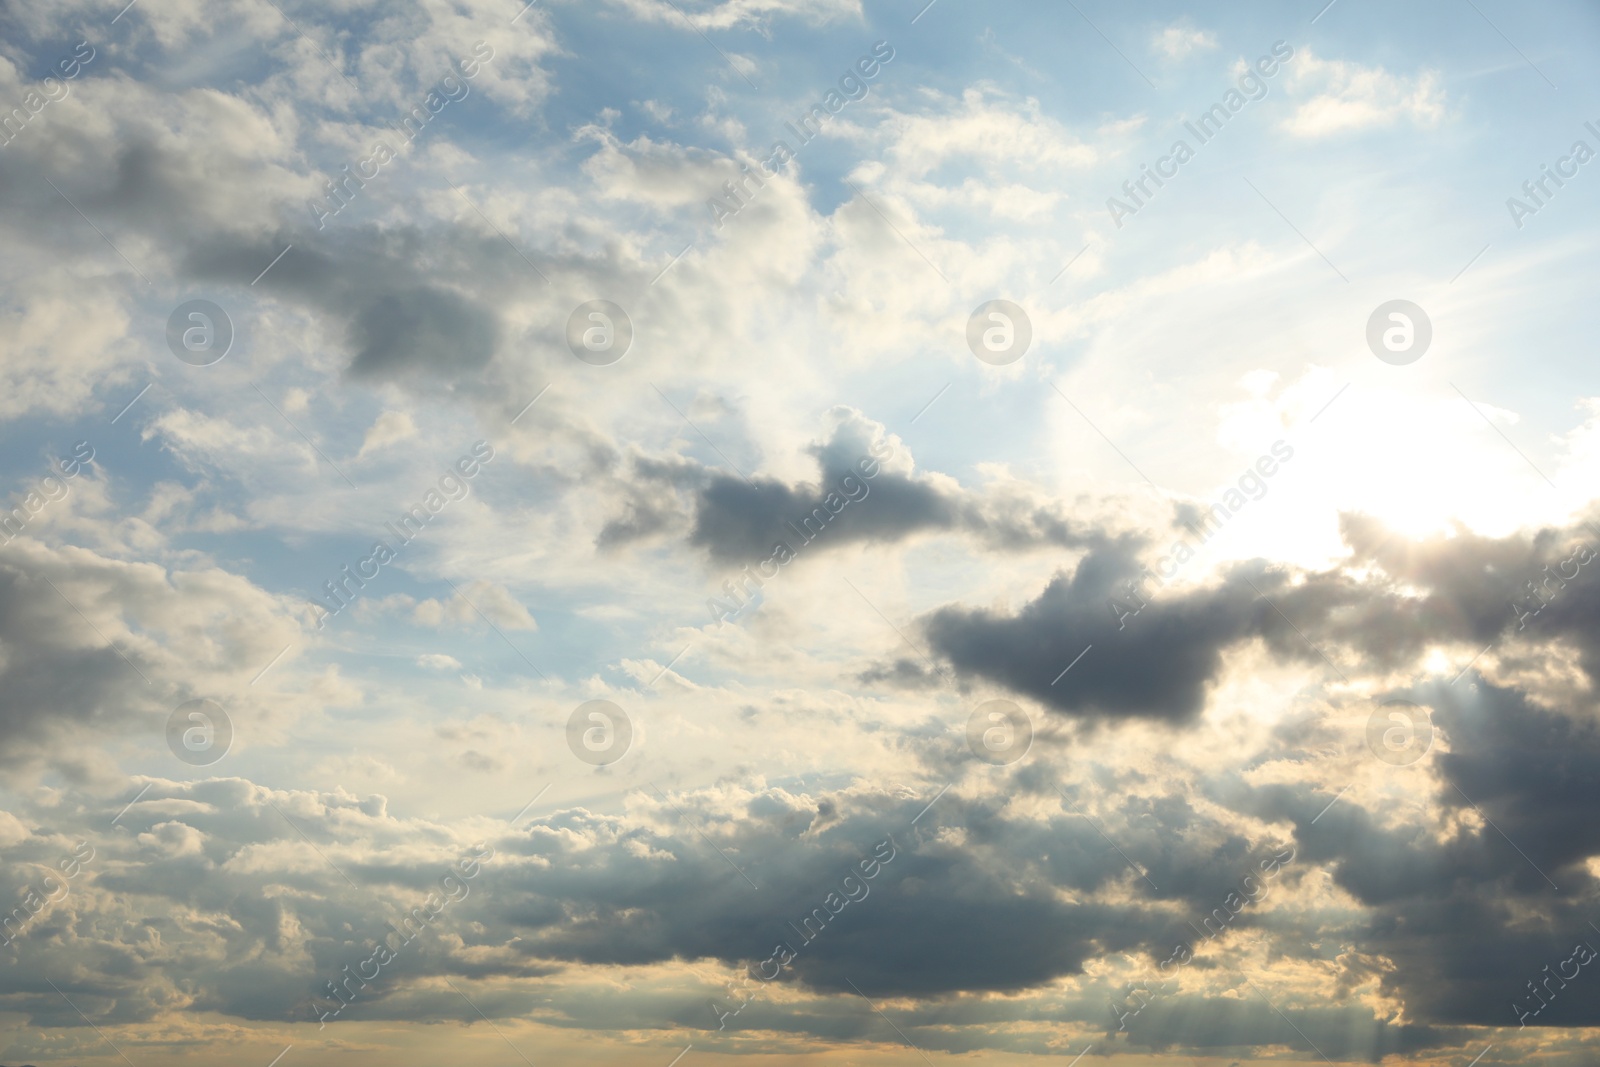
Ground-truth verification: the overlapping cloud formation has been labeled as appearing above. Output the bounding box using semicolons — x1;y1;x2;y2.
3;0;1600;1065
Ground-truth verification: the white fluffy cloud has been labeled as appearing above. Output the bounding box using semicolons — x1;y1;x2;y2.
1279;48;1447;137
1152;23;1217;60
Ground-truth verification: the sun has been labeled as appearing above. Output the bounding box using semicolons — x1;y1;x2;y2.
1294;384;1559;542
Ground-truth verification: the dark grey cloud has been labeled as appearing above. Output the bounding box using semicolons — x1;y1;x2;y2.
0;777;1297;1019
1;743;1544;1064
815;510;1600;1048
0;102;594;405
349;283;497;381
905;537;1283;723
0;561;150;770
673;410;1125;563
895;510;1600;725
181;231;510;388
595;454;706;550
0;780;514;1028
1212;673;1600;1035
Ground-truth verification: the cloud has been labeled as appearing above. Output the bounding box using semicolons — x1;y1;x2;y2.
610;408;1125;565
357;412;419;460
1;3;1597;1063
0;769;1462;1060
1152;24;1217;60
0;287;134;420
378;581;536;631
894;509;1600;725
0;539;307;775
1279;48;1446;137
356;288;501;379
910;540;1260;723
877;87;1099;176
602;0;861;33
1231;675;1600;1034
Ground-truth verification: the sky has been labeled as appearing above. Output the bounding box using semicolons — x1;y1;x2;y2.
2;0;1600;1064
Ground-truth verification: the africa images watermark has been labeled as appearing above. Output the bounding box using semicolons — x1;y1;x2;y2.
1108;844;1297;1032
705;435;898;627
1106;40;1295;229
309;42;495;230
311;441;495;628
709;835;900;1030
0;40;96;148
1514;938;1597;1027
1511;537;1594;629
1107;439;1296;629
1;440;95;544
704;40;896;229
1505;120;1600;229
311;843;494;1027
0;839;96;948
